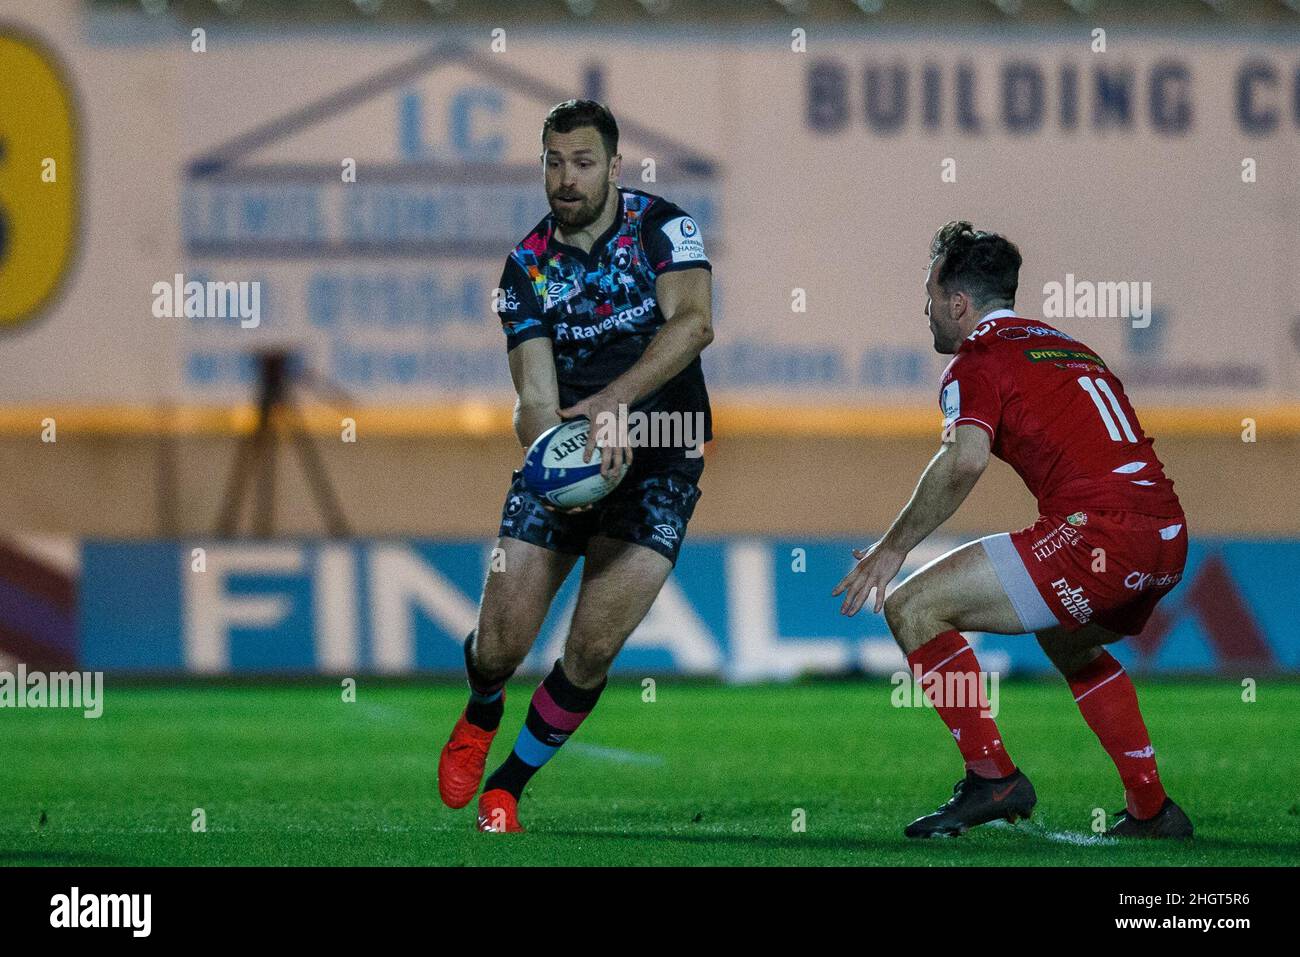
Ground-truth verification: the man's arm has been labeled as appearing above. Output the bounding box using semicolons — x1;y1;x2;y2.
832;424;991;616
606;267;714;405
507;337;562;449
558;267;713;476
880;424;991;555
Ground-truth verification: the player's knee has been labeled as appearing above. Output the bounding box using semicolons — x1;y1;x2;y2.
562;640;615;687
1046;642;1105;679
883;584;920;636
473;621;532;678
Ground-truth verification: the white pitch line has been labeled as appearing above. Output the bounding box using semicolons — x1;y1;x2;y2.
564;742;665;767
355;701;420;724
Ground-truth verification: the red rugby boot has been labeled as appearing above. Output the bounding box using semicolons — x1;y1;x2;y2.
477;789;525;833
437;711;497;809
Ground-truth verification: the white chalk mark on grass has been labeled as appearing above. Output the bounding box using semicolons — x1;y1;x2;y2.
988;819;1118;846
565;742;664;767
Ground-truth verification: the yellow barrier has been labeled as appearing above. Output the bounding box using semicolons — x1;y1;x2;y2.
0;404;1296;438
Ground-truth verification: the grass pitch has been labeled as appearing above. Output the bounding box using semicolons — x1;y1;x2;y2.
3;679;1296;866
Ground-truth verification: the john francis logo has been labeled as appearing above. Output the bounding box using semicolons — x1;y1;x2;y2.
1051;577;1094;625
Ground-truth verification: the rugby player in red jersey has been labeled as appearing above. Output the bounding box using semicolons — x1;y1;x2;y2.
833;221;1192;839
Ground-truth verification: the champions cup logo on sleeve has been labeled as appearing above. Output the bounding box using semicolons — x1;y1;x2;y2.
661;216;707;264
941;380;961;425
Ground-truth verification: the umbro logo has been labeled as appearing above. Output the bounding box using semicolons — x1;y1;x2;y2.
544;280;578;309
653;523;678;542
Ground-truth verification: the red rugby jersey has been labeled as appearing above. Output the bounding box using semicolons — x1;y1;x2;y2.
938;310;1183;519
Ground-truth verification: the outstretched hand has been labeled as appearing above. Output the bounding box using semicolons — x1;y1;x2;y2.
831;541;907;617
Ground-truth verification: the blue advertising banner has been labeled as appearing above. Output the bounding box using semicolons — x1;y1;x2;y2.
75;537;1298;678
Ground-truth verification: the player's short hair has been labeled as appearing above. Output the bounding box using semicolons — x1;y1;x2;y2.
541;99;619;162
929;221;1022;311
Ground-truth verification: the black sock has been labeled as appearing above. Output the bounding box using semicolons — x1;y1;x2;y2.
462;631;510;732
483;660;606;799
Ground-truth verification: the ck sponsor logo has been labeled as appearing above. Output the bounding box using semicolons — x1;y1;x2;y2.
1051;576;1094;625
1124;570;1182;592
50;887;151;937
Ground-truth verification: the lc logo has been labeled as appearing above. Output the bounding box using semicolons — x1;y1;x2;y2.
0;32;78;332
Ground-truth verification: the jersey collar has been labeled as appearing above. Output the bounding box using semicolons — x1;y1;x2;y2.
972;307;1017;333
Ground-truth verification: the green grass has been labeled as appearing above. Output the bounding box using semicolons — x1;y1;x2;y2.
3;680;1297;866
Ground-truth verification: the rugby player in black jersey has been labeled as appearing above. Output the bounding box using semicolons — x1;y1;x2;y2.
436;100;715;832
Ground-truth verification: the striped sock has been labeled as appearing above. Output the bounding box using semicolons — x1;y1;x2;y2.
1065;650;1168;819
463;631;509;732
483;660;605;800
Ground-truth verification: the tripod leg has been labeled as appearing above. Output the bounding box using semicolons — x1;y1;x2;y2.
216;428;263;536
253;410;278;537
284;402;352;537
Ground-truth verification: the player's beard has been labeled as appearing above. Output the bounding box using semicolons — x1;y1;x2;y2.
930;314;959;354
548;179;609;231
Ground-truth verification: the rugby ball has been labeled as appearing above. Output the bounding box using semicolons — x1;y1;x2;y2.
522;419;627;508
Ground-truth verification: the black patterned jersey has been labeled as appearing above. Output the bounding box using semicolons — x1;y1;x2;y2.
495;187;713;457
